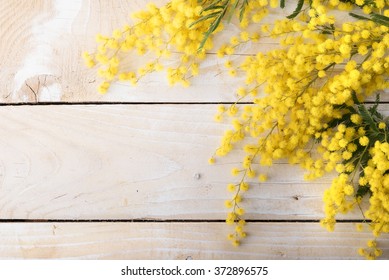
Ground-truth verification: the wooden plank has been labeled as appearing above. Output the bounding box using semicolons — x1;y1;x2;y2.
0;222;387;259
0;0;260;103
0;105;382;220
2;0;385;103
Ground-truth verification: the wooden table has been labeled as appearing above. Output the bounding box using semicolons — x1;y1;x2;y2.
0;0;388;259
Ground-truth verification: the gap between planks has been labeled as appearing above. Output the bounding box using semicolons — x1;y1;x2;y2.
0;102;250;106
0;219;367;223
1;101;389;106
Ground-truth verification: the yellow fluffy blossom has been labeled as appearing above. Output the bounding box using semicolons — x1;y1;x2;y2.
359;136;369;146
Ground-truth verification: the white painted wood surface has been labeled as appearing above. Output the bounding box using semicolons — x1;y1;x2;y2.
0;0;388;259
1;223;388;260
0;105;372;220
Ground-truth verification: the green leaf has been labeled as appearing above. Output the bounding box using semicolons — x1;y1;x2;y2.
351;91;361;105
198;10;227;50
349;12;389;27
280;0;286;8
368;93;381;117
239;0;249;22
333;104;357;114
371;13;389;27
202;0;225;12
191;0;232;51
327;114;351;129
358;104;379;133
287;0;305;19
189;11;221;28
227;0;240;22
349;12;370;21
371;13;389;21
203;5;225;12
356;185;371;198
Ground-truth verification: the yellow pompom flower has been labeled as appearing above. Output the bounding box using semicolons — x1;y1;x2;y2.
379;122;386;129
231;168;240;176
367;240;377;248
224;200;233;208
236;208;245;215
351;114;362;125
258;174;268;182
232;239;240;247
355;223;364;232
227;184;236;192
359;136;369;146
240;182;250;191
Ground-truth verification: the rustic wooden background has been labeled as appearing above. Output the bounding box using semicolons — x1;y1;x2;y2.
0;0;388;259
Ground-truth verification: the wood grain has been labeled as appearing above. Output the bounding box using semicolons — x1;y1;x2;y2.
0;105;382;220
0;222;387;259
0;0;52;102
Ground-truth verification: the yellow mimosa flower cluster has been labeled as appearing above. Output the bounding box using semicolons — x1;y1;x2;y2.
213;0;388;254
83;0;227;93
84;0;388;258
